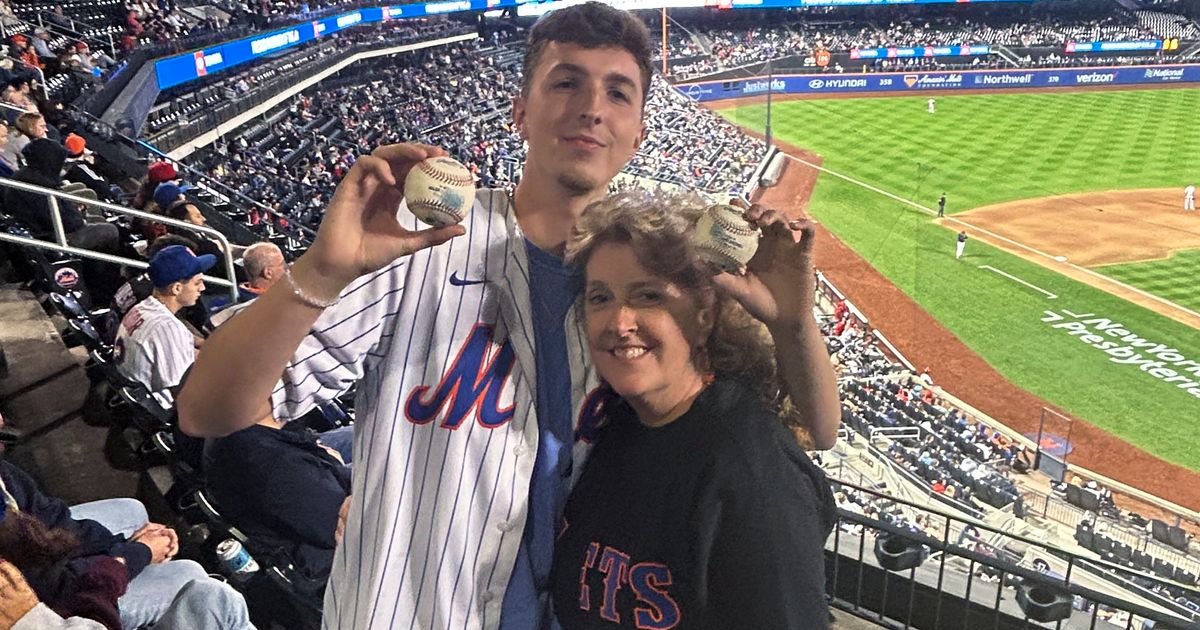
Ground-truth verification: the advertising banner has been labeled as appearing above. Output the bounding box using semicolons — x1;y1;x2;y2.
676;65;1200;101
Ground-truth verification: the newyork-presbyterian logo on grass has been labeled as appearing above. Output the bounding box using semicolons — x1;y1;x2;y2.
1041;309;1200;401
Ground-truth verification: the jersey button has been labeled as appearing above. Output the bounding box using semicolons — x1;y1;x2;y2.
481;591;495;603
513;445;525;457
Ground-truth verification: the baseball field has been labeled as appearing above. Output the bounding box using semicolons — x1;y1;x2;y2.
718;87;1200;473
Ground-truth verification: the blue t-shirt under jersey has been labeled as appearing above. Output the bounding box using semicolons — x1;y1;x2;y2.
499;240;579;629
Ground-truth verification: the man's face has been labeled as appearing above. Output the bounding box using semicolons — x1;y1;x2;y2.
186;205;207;226
513;42;646;196
176;274;205;307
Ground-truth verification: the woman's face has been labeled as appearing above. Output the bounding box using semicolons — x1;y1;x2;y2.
584;241;709;412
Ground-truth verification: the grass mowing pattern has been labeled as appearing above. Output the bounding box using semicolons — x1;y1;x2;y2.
1099;249;1200;314
719;89;1200;470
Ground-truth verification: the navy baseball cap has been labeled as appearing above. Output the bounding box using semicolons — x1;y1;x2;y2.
153;182;183;209
149;245;216;288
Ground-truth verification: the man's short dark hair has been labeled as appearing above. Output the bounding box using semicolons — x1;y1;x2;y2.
521;2;653;105
164;200;194;223
148;234;197;258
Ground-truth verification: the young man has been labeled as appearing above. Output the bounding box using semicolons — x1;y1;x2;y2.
115;245;214;392
178;3;840;628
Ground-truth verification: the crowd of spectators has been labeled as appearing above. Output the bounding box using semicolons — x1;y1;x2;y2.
820;295;1030;515
189;34;767;231
663;4;1200;79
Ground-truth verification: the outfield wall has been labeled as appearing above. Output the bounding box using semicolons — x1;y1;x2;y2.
676;64;1200;101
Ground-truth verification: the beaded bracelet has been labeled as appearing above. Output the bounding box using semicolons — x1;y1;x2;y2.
284;264;341;309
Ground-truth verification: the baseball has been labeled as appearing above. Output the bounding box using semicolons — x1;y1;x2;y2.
693;202;760;273
404;156;475;227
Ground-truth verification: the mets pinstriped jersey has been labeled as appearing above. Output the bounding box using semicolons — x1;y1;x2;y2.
271;189;605;629
114;295;195;392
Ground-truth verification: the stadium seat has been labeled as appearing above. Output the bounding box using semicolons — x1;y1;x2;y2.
1075;527;1095;551
1132;550;1153;571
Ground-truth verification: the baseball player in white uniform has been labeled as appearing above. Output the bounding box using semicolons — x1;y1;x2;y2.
178;4;841;629
114;245;213;392
1186;184;1195;211
927;97;936;114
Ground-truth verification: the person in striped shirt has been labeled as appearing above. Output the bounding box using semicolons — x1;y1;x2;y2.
178;3;841;628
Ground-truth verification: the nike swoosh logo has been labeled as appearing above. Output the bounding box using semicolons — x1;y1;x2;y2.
449;271;486;287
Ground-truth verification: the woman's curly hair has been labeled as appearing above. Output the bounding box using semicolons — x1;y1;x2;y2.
565;190;812;447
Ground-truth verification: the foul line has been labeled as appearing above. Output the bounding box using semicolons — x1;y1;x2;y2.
783;155;1200;323
978;265;1058;299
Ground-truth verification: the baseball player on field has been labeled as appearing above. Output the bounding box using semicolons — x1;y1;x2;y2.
178;3;840;629
927;97;936;114
1186;183;1195;211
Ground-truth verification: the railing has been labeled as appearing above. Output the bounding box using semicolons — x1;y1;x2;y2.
0;178;238;302
827;477;1200;629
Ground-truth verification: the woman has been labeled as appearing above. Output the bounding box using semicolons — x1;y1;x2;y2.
0;502;255;630
553;192;836;628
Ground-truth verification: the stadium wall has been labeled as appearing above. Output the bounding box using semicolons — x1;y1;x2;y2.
676;64;1200;100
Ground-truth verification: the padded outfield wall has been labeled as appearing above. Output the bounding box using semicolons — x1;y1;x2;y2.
676;64;1200;100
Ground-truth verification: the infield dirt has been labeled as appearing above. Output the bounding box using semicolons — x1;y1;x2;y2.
750;134;1200;513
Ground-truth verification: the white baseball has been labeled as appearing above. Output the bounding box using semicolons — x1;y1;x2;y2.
404;156;475;227
693;203;759;273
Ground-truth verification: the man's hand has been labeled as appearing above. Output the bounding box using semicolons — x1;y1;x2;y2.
336;496;351;545
130;523;178;563
711;200;816;333
297;143;467;301
0;560;39;630
320;444;346;466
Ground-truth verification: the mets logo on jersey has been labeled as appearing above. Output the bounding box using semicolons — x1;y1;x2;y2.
404;323;515;429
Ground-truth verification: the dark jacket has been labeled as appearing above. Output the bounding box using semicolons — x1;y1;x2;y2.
0;460;152;585
205;423;351;584
63;158;114;201
4;139;82;238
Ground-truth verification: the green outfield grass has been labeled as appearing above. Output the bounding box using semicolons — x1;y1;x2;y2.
1098;249;1200;314
719;89;1200;471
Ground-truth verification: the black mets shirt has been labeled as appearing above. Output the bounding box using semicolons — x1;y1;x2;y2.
551;378;836;630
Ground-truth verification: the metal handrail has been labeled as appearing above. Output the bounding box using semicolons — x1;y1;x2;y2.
0;177;238;302
834;477;1200;602
829;496;1199;626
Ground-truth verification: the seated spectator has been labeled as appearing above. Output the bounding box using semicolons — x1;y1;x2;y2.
0;458;238;629
155;183;230;271
30;28;52;60
0;121;15;177
210;242;285;325
114;245;213;392
3;111;44;166
134;161;177;211
0;559;255;630
111;235;198;319
205;412;352;590
5;138;123;298
62;134;117;201
5;139;117;248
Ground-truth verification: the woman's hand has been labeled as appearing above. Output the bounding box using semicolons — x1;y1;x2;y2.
0;560;38;630
711;201;816;335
